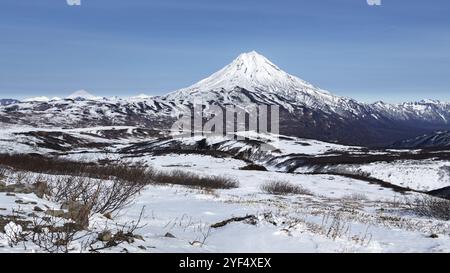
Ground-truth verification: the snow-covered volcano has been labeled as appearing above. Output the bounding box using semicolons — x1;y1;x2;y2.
67;90;102;100
169;51;324;96
166;51;353;111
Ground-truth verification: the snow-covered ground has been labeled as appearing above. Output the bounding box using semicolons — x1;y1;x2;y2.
343;160;450;191
1;126;450;253
125;154;400;201
2;163;450;253
117;184;450;253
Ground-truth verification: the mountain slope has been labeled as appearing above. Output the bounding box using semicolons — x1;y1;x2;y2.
163;51;450;145
67;90;103;101
166;51;334;103
0;99;19;106
390;131;450;149
165;51;366;117
165;51;450;123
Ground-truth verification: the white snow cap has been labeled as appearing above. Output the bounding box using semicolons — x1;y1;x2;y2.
166;51;343;108
22;96;51;102
67;90;102;100
185;51;317;92
130;93;153;100
166;51;337;105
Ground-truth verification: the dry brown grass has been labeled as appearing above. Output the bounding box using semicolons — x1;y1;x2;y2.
407;196;450;221
239;164;268;171
0;154;152;184
261;180;312;196
153;169;239;190
0;154;239;193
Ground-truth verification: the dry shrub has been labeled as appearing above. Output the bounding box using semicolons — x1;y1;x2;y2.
154;170;238;189
0;154;152;184
0;154;238;221
261;180;312;196
0;154;150;215
408;196;450;221
0;154;239;190
342;193;368;201
48;176;146;215
322;213;350;240
29;216;85;253
8;206;147;253
239;164;267;171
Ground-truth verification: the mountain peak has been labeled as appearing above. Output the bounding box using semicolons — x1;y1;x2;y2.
22;96;51;102
176;51;308;94
67;90;100;100
235;50;272;64
231;51;283;77
167;51;334;105
240;50;259;56
130;93;153;101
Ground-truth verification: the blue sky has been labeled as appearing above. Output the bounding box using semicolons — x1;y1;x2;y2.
0;0;449;103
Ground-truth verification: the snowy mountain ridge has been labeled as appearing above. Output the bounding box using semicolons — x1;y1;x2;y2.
165;51;362;115
67;89;103;101
167;51;329;99
390;130;450;149
2;51;450;146
15;51;450;121
164;51;450;121
0;99;20;106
